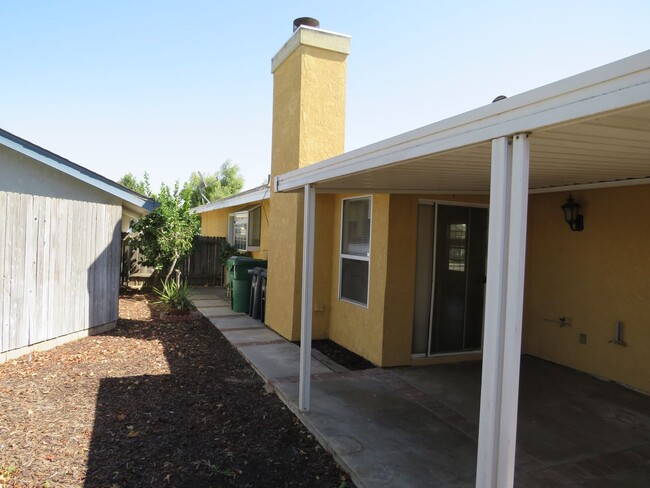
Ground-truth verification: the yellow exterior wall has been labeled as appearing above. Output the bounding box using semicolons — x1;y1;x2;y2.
327;193;490;367
199;198;270;260
200;208;229;237
382;194;490;366
524;186;650;393
265;34;349;340
328;194;389;365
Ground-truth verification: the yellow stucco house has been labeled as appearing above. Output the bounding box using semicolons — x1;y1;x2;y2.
197;20;648;393
193;183;271;262
194;20;649;486
195;24;650;477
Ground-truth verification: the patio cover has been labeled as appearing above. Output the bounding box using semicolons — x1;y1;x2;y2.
276;50;650;195
275;49;650;488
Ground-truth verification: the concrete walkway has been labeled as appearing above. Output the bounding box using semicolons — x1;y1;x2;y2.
189;287;650;488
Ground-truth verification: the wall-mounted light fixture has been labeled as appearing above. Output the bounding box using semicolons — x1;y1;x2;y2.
561;195;584;231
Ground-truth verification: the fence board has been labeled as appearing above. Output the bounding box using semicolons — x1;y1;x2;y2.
33;196;49;343
123;235;226;286
0;191;7;352
110;207;121;322
11;194;28;349
0;191;123;355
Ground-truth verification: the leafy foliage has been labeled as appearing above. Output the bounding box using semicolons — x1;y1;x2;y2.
181;160;244;208
118;172;152;196
129;182;200;283
220;241;243;266
154;279;195;310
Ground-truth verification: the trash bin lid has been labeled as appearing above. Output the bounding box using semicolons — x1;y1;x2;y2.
231;258;268;279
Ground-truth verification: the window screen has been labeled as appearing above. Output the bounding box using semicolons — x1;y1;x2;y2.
340;197;371;306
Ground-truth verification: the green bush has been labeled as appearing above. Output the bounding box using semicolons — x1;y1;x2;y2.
154;279;195;311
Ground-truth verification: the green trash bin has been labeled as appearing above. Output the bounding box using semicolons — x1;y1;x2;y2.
227;256;268;313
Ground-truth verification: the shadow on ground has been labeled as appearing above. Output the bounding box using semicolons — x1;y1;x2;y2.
84;296;350;487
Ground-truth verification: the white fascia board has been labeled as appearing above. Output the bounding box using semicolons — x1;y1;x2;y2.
0;129;156;212
271;25;351;74
276;50;650;193
191;187;270;214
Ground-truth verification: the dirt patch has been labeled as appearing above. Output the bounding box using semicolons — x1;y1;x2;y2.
292;340;374;371
0;292;353;487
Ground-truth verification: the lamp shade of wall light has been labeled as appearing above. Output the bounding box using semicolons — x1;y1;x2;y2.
561;195;584;231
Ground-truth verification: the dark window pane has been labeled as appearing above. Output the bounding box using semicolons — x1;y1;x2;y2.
341;258;369;305
248;206;261;247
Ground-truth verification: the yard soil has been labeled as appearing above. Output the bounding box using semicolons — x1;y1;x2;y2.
0;291;353;487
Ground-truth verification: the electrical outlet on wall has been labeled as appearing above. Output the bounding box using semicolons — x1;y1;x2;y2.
579;333;587;345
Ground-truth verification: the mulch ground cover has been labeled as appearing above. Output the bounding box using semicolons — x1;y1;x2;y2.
0;291;353;487
310;341;374;371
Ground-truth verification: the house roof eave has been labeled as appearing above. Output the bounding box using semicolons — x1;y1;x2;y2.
0;128;157;212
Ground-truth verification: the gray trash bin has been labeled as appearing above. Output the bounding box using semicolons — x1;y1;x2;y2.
247;267;265;320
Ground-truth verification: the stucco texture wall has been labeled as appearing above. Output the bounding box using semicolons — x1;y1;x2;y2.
265;40;347;340
524;186;650;393
199;199;270;260
326;193;491;367
381;194;490;366
328;194;389;365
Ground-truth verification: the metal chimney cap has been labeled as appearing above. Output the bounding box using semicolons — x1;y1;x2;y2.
293;17;320;31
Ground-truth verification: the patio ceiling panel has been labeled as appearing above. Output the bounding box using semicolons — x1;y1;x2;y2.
276;50;650;196
283;102;650;195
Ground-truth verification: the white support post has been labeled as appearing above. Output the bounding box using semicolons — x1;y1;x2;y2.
497;133;530;486
299;184;316;412
476;136;512;488
476;134;530;488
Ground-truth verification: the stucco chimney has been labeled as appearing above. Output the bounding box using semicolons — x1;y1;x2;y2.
265;21;351;340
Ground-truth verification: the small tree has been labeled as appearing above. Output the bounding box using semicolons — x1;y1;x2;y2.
129;182;200;284
181;160;244;207
118;172;152;196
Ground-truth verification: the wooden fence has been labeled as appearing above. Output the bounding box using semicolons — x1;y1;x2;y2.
122;235;227;286
1;191;121;355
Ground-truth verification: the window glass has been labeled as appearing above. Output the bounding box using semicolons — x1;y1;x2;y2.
248;206;261;247
448;223;467;272
340;258;369;305
341;198;370;256
340;197;371;306
230;213;247;250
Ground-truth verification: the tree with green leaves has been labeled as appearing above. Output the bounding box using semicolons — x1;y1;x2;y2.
181;160;244;207
118;172;152;196
129;182;200;284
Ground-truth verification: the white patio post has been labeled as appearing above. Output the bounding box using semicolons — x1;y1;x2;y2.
299;184;316;412
476;134;530;488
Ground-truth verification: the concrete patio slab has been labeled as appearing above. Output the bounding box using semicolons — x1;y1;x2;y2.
189;287;228;300
238;342;333;381
209;315;265;330
222;327;284;345
192;298;229;308
194;297;650;488
188;290;220;297
274;374;477;488
198;306;243;318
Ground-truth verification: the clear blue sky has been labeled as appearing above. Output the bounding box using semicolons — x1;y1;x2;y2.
2;1;648;192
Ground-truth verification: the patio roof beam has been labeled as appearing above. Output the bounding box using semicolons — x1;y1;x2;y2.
299;184;316;412
476;134;530;488
275;50;650;194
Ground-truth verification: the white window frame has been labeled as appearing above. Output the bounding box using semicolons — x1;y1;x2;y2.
228;205;261;252
338;195;372;308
